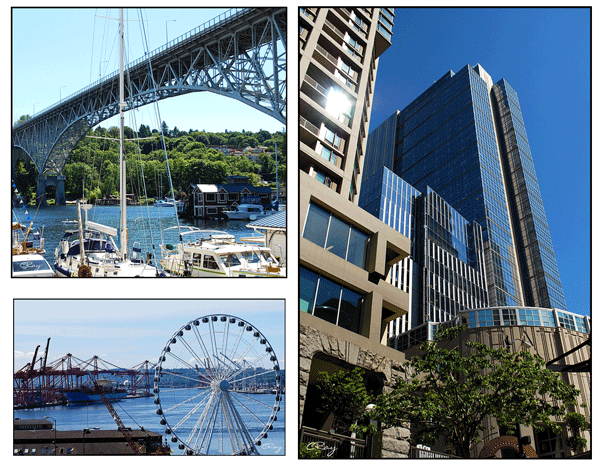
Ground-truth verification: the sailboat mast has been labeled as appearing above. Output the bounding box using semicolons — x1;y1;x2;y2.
119;8;127;259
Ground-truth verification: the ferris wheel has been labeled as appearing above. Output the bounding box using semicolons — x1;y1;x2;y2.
153;315;283;455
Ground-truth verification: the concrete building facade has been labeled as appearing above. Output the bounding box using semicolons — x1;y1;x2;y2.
299;7;413;457
402;307;591;458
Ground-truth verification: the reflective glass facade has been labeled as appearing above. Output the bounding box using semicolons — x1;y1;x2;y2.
366;167;489;345
302;202;370;269
300;266;365;335
491;79;567;310
361;64;567;323
394;306;589;351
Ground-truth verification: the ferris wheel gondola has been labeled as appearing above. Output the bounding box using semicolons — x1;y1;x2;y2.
153;315;282;455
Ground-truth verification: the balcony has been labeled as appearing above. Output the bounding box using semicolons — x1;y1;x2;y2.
313;44;359;93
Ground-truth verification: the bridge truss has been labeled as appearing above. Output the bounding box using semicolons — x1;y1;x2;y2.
12;7;286;179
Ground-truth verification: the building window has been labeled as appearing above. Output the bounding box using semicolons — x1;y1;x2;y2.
300;266;364;335
326;88;354;125
300;268;319;314
302;203;370;269
324;128;342;149
320;145;333;163
535;426;566;458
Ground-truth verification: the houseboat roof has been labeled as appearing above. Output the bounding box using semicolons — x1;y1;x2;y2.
247;210;286;230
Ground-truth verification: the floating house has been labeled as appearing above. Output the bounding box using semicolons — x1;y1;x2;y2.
188;176;273;219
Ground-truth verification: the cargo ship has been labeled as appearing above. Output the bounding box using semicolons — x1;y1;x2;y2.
65;379;127;405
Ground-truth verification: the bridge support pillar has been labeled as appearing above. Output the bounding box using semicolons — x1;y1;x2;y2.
37;175;66;206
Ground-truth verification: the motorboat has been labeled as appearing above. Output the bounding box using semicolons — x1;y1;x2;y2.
154;198;175;207
12;216;54;277
223;204;265;221
12;253;55;277
160;227;285;277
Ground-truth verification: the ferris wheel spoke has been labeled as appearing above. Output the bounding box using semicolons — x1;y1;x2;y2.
165;350;207;378
162;389;210;415
229;369;277;389
208;321;220;375
188;391;220;453
224;338;263;380
170;392;213;432
160;368;208;387
190;325;218;379
222;391;256;454
227;325;247;370
228;391;270;427
177;335;213;376
227;357;270;383
230;389;276;411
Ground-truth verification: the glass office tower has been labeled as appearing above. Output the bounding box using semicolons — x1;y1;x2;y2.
361;64;566;316
372;167;489;346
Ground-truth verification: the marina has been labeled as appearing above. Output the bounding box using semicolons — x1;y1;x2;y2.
13;203;284;277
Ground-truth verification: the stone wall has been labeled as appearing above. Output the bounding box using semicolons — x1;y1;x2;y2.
299;321;410;458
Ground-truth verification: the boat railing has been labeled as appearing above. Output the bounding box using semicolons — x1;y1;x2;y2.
271;243;285;266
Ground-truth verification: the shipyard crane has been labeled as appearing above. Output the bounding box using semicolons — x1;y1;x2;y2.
42;338;50;371
27;345;40;379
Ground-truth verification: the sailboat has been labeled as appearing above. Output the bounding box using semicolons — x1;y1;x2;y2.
54;9;163;277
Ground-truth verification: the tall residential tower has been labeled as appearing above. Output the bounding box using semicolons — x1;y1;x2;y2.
299;8;412;456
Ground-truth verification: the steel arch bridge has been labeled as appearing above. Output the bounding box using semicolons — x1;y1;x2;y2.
12;7;286;203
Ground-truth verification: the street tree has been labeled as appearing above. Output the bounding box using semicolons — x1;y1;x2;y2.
370;326;583;458
314;367;373;435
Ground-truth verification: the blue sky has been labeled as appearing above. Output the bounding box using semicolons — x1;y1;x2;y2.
369;7;590;316
14;299;286;370
11;7;285;133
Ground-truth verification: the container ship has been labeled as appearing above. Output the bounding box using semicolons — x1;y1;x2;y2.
65;379;127;405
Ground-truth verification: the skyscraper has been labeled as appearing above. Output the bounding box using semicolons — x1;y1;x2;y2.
360;64;567;329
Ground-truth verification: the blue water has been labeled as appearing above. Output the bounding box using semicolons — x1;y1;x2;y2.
14;393;285;456
13;204;261;268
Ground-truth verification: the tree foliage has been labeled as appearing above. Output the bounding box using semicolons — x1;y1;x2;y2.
564;411;589;454
314;367;373;435
13;121;286;202
369;326;582;458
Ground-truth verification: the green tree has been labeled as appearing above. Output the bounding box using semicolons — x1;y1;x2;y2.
564;412;589;454
370;326;582;458
314;367;373;435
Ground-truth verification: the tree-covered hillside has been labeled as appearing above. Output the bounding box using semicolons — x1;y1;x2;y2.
14;122;286;203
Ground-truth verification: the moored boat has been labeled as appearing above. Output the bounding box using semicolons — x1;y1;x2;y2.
12;214;54;277
160;227;285;277
65;379;127;405
154;198;174;207
223;203;265;221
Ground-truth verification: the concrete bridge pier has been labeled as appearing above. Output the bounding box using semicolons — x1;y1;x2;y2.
37;175;66;206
